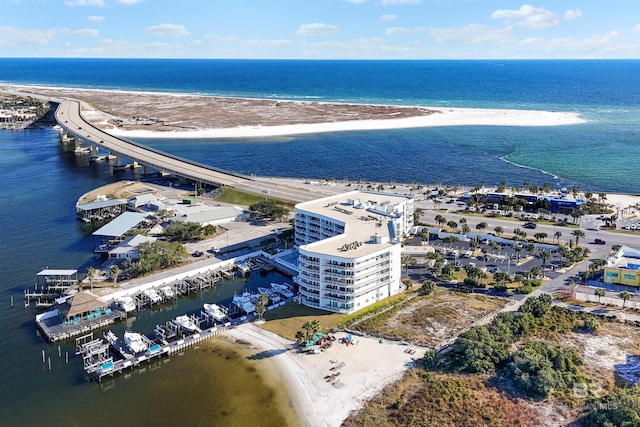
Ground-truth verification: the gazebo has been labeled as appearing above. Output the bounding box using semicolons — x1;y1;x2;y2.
57;291;110;324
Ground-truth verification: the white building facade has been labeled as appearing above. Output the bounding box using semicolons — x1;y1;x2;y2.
295;191;414;314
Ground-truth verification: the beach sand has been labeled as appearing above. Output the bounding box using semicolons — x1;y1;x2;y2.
1;84;584;139
223;323;423;427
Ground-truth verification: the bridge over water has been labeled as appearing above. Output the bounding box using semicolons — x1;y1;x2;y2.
54;98;317;202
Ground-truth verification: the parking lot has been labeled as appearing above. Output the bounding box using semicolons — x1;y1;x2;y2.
404;233;564;282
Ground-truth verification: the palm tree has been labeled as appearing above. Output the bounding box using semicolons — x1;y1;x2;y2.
109;265;120;288
475;222;488;232
447;220;458;231
310;319;321;336
413;208;423;225
515;245;524;262
594;287;606;304
494;226;504;236
401;254;416;275
539;249;552;277
421;279;436;295
554;231;562;244
461;224;471;235
434;214;446;227
85;267;96;291
620;291;632;309
421;228;430;245
255;294;268;320
534;232;548;242
295;330;306;345
572;229;586;247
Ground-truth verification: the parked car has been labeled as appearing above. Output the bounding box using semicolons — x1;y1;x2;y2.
593;239;606;245
523;222;537;229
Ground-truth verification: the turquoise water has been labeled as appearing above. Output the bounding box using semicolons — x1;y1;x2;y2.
1;59;640;424
2;58;638;192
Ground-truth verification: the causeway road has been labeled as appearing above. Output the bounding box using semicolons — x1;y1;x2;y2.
54;98;318;202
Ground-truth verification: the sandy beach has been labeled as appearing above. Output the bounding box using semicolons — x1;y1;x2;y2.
106;107;584;139
1;84;584;139
223;323;424;427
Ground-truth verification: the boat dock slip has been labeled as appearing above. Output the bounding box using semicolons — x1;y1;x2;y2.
77;322;231;381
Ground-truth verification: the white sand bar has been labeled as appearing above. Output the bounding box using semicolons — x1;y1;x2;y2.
223;323;423;427
108;107;584;139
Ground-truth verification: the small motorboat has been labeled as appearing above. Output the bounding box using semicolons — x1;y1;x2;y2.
143;288;163;303
123;331;147;354
174;315;199;332
117;296;136;313
203;303;228;322
160;286;175;299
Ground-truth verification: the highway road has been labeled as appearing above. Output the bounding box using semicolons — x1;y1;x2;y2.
54;98;318;202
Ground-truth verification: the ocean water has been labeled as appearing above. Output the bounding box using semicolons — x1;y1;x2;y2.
1;58;639;192
1;59;639;425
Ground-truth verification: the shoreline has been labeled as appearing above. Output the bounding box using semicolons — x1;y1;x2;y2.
1;84;585;140
222;323;423;427
106;107;584;139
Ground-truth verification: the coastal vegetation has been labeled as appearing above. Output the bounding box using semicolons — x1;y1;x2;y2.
248;200;290;221
122;240;188;278
165;221;218;241
347;294;640;425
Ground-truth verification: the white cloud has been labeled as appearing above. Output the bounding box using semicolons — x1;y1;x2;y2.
116;0;141;4
564;9;582;21
430;24;514;44
88;15;104;22
146;23;189;37
634;24;640;34
295;23;338;37
344;0;368;3
381;14;398;21
0;26;55;45
492;4;560;29
0;27;55;46
381;0;421;5
386;26;411;35
245;39;292;48
74;28;99;37
64;0;104;7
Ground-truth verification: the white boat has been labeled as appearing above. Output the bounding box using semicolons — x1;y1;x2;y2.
160;286;174;299
174;315;199;332
143;288;163;303
123;331;147;354
232;292;256;314
203;303;228;322
258;287;280;304
117;296;136;313
271;283;294;299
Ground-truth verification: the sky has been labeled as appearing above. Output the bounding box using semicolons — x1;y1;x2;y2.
1;0;639;59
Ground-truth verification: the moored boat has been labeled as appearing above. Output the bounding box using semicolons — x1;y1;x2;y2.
160;286;174;299
123;331;147;354
271;283;294;299
232;292;256;315
143;288;163;303
116;296;136;313
173;314;199;332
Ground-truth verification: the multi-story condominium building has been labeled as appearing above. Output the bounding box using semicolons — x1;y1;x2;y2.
295;190;414;314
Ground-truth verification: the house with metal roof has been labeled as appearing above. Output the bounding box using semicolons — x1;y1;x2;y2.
92;212;149;253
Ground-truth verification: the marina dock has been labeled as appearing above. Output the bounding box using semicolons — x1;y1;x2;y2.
76;313;232;382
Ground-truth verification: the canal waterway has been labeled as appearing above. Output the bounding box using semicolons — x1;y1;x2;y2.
0;128;297;425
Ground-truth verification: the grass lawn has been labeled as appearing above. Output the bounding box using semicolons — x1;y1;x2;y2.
259;303;347;340
259;292;413;340
216;187;296;208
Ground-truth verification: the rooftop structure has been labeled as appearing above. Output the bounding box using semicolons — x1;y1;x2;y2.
604;246;640;286
295;191;413;314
